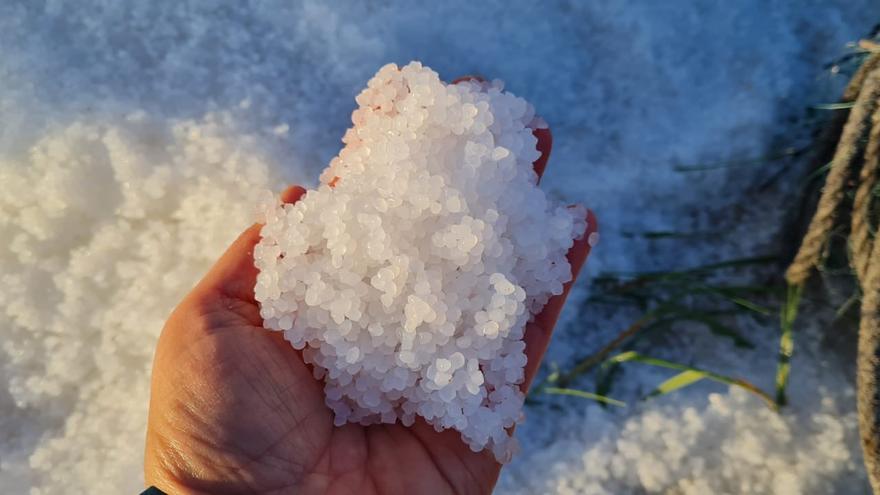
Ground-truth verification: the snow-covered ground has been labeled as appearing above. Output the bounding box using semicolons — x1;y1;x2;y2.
0;1;877;493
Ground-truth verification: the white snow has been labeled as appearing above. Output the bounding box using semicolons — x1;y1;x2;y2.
0;1;877;494
0;110;285;493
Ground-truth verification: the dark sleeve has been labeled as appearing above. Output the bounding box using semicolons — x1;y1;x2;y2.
140;487;167;495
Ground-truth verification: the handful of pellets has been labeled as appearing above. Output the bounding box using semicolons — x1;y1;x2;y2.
254;62;585;461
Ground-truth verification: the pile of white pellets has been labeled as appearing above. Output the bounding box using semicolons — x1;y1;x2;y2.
254;62;586;461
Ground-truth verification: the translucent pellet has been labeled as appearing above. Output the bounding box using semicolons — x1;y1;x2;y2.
254;62;585;462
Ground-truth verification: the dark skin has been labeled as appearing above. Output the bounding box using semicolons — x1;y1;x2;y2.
144;80;598;494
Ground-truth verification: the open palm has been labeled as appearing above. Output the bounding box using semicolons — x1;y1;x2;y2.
144;127;596;495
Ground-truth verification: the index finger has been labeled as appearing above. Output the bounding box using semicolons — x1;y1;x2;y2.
453;76;552;182
521;209;598;392
453;76;582;392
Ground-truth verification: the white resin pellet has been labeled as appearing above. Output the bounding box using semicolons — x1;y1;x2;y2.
254;62;586;462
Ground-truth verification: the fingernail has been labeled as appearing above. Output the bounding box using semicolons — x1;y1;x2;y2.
452;75;486;84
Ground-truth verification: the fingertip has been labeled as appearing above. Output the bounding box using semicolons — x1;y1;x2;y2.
530;207;596;339
452;75;486;85
585;209;598;239
568;207;597;281
452;75;552;181
280;185;307;204
189;222;264;306
533;127;552;181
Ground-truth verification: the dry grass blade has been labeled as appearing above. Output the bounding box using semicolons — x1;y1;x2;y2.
555;315;654;387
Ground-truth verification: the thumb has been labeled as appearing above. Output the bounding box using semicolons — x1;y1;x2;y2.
191;185;307;304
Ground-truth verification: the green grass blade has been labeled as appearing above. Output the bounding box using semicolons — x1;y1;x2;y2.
810;102;856;110
775;283;803;406
648;304;755;348
602;255;778;283
595;361;623;405
698;287;774;315
703;284;781;296
725;296;772;315
679;314;756;349
648;370;707;398
606;351;647;365
802;161;833;186
621;230;716;239
835;290;860;320
674;147;805;172
542;387;627;408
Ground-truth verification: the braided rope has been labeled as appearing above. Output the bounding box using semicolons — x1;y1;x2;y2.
783;54;880;492
859;233;880;492
846;53;880;101
785;67;880;285
852;104;880;282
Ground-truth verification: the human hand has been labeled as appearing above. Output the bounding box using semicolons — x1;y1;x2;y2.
144;117;597;495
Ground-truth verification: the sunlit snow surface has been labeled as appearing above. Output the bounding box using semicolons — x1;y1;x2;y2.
0;1;877;493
